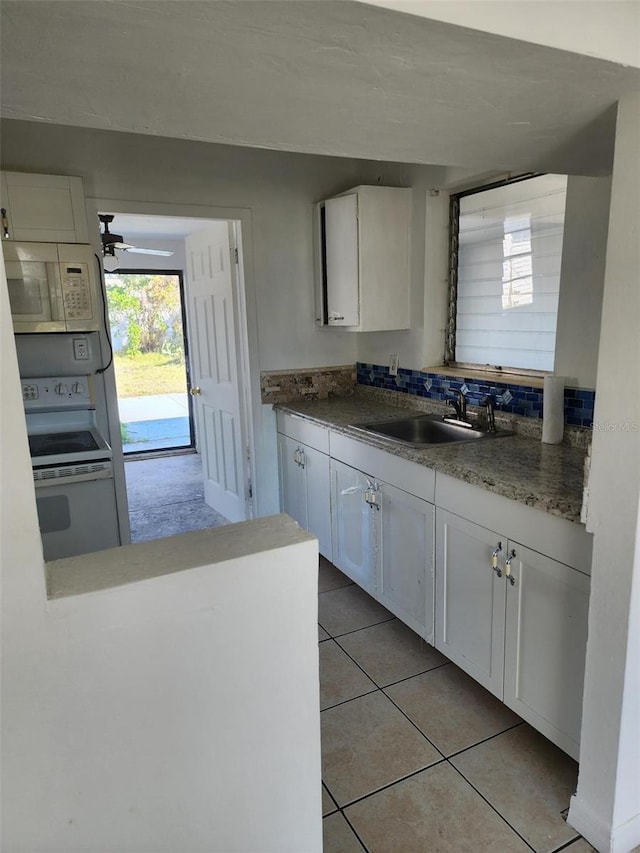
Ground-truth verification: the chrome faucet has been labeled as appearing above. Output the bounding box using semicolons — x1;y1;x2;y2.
481;395;497;433
447;389;467;422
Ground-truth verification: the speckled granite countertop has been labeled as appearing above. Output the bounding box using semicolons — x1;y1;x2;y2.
276;396;587;525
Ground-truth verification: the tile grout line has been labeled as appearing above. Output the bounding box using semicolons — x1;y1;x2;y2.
446;760;550;853
337;758;449;811
318;581;355;594
324;661;541;851
326;636;450;756
317;614;397;641
365;659;451;690
318;574;581;852
341;809;371;853
444;719;525;761
551;836;588;852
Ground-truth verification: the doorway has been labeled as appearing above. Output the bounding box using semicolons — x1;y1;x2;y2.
96;208;255;543
105;270;195;455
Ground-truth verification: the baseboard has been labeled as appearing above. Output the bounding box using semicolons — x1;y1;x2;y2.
568;794;611;852
569;794;640;853
611;812;640;853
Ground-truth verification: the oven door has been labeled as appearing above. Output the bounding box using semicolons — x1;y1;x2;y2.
35;478;120;561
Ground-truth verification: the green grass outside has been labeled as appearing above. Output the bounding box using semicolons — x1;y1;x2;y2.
114;352;188;398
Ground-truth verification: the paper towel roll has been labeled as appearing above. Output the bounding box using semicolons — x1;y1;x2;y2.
542;376;565;444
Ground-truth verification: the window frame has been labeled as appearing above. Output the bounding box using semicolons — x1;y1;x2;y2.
445;172;562;379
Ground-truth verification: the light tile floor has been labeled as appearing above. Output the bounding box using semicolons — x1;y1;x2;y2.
317;556;597;853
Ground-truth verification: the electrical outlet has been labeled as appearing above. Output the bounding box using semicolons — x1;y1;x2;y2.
73;337;89;360
389;354;399;376
22;384;38;401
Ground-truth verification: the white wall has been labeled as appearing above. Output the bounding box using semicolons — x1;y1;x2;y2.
0;236;47;618
568;92;640;853
0;119;444;514
356;185;449;371
0;119;442;371
358;1;640;68
2;246;323;851
3;532;322;853
359;174;611;387
555;175;612;388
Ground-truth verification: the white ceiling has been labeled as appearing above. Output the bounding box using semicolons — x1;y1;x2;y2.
1;1;639;175
358;1;640;68
102;213;214;242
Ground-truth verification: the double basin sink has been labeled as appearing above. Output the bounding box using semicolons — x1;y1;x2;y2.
350;414;513;447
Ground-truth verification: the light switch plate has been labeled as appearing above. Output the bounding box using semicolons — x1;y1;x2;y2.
389;354;399;376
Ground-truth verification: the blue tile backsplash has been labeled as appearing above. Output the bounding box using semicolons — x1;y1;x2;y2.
356;363;595;428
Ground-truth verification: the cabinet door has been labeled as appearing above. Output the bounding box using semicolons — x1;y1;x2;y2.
435;509;506;699
298;442;333;562
503;544;590;760
380;481;434;641
357;186;411;332
278;433;305;527
324;194;359;327
330;459;378;594
1;172;88;243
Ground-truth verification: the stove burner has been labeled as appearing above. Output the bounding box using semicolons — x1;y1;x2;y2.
29;430;100;458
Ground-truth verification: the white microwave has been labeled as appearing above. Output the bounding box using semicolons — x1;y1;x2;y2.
3;242;101;333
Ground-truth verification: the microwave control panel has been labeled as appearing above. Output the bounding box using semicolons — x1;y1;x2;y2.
61;263;93;321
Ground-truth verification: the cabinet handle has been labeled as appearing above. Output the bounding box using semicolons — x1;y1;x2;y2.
329;312;345;321
1;208;9;239
492;542;503;577
364;483;381;510
505;549;517;586
292;448;305;468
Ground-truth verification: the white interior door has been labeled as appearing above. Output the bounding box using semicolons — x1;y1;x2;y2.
185;223;249;523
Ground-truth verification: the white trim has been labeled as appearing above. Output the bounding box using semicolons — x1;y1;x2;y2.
568;793;611;852
87;197;260;520
568;793;640;853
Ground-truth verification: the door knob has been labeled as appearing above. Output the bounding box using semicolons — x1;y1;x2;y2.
190;386;202;396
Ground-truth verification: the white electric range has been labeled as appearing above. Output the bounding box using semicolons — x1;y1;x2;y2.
22;374;120;560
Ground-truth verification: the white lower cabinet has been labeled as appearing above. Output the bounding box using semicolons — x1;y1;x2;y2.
277;432;332;561
276;412;592;759
435;511;506;698
503;543;590;759
379;480;434;640
330;457;434;640
435;508;590;760
330;458;378;594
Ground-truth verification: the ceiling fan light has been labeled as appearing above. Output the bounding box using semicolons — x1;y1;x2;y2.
103;253;120;273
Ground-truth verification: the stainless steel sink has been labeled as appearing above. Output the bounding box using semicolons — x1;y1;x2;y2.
350;415;513;447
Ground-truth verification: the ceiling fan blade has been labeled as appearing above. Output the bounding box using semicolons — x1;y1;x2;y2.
121;247;174;256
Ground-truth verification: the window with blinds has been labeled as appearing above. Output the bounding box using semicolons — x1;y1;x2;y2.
454;174;568;372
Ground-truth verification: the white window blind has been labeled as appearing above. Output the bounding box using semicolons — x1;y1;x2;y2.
456;174;568;371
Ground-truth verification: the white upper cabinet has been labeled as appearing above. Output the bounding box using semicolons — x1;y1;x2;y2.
1;171;89;244
314;185;411;332
324;194;360;327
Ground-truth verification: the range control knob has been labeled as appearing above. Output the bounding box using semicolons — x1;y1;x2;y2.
55;383;69;395
72;382;84;394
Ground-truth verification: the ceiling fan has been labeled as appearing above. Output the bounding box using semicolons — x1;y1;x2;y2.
98;214;174;265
